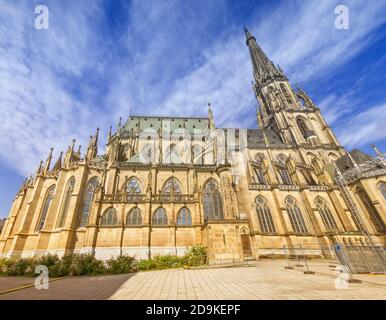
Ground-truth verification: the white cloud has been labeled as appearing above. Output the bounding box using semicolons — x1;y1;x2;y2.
337;102;386;148
0;0;386;178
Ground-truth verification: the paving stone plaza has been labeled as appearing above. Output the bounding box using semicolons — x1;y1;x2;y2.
0;260;385;300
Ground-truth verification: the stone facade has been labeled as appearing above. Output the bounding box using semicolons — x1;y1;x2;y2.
0;29;385;264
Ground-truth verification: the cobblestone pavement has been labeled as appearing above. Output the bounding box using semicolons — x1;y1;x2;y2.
110;260;386;300
0;261;385;300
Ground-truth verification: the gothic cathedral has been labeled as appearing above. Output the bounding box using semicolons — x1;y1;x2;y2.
1;29;385;264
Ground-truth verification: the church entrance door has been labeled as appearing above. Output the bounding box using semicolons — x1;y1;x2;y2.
241;234;252;257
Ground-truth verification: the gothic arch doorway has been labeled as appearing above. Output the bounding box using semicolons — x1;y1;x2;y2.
240;228;252;258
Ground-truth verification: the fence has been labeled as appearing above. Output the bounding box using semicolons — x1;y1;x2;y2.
282;242;385;274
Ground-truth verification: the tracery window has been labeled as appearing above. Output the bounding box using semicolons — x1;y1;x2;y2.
162;177;182;194
255;196;276;233
286;196;308;234
100;207;118;226
252;167;266;184
177;207;192;225
297;117;310;140
202;179;224;220
315;197;338;231
126;207;142;225
126;177;142;194
356;187;385;233
36;185;55;232
152;208;168;225
57;177;75;228
79;177;99;227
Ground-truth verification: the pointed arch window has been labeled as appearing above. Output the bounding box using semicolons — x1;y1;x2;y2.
252;166;266;184
152;208;168;225
126;177;142;194
57;177;75;228
286;197;308;234
177;207;192;225
36;185;55;232
296;117;310;140
255;196;276;233
203;179;224;220
79;177;99;227
100;207;118;226
315;197;338;231
356;187;385;233
379;182;386;200
126;207;142;225
162;177;182;194
279;168;292;185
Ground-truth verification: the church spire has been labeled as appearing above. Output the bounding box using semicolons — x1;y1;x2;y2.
244;27;286;87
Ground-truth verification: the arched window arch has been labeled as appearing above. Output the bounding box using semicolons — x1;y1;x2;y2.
57;177;75;228
378;182;386;200
296;117;310;140
36;185;55;232
126;207;142;225
164;143;180;164
356;187;385;232
126;177;142;194
255;196;276;233
152;208;168;225
202;179;224;220
177;207;192;225
252;166;266;184
162;177;182;194
285;196;308;234
315;197;338;231
276;154;293;185
79;177;99;227
100;207;118;226
192;145;203;164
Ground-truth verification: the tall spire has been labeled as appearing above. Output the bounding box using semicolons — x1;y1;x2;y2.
244;27;286;87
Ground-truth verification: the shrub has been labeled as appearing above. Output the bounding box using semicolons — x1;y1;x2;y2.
36;253;60;268
184;245;207;267
48;255;73;278
0;258;6;274
69;254;106;276
153;254;183;269
138;258;157;271
2;256;36;276
107;255;138;274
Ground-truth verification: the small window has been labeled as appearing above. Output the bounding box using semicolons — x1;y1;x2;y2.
100;207;118;226
152;208;168;225
177;207;192;225
126;207;142;225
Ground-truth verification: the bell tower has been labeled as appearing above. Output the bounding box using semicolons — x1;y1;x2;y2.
245;27;341;149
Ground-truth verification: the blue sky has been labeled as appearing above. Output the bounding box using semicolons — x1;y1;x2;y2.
1;0;386;218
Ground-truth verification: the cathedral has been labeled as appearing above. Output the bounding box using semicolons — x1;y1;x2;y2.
1;28;385;264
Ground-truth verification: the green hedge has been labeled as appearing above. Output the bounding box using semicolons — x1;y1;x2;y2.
0;246;207;277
